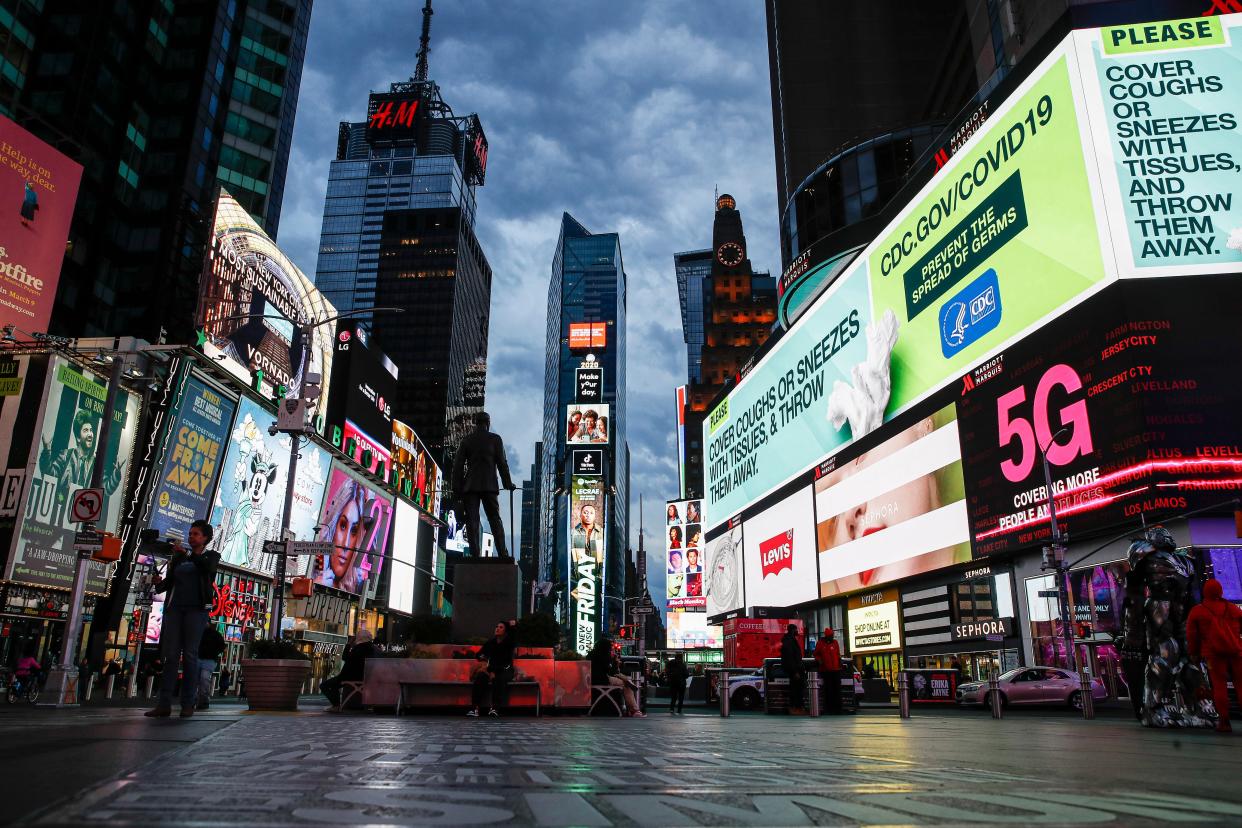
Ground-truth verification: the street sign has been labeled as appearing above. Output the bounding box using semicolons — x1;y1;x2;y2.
73;528;104;552
71;488;104;524
1037;590;1060;598
631;605;656;616
290;540;334;557
263;540;286;556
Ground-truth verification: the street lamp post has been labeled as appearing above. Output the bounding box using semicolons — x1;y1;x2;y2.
1038;426;1084;702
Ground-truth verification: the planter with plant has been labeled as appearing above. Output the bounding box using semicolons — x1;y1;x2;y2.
240;639;311;711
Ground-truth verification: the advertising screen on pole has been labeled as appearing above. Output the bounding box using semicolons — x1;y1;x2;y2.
703;15;1242;534
815;400;970;598
704;522;745;618
390;499;422;614
666;611;723;649
0;116;83;335
312;463;393;596
665;498;704;608
741;486;819;609
197;190;336;406
566;403;610;445
7;357;140;593
958;275;1242;556
148;372;237;539
209;396;329;577
568;474;606;655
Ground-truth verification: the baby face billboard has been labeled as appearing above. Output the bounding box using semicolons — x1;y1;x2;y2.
0;115;83;334
8;357;139;593
209;396;329;577
313;465;393;596
148;373;236;539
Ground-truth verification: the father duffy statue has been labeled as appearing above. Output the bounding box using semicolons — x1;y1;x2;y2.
451;412;516;557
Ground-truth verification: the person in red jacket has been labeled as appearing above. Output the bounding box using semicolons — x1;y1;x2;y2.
814;628;843;715
1187;579;1242;733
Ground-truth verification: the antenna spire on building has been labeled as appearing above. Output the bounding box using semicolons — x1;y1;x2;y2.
414;0;434;82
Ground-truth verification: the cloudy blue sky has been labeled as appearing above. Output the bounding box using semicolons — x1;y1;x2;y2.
277;1;780;608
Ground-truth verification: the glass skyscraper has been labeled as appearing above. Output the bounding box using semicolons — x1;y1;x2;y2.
674;249;712;385
540;213;628;637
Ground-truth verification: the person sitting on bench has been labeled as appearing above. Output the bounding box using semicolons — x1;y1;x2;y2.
590;636;645;717
322;628;375;713
468;620;515;718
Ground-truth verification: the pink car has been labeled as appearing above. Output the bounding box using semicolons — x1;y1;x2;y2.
956;667;1107;710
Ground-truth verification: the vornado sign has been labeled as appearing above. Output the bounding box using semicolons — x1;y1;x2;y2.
702;13;1242;531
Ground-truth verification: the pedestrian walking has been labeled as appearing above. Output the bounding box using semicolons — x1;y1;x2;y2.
468;620;515;717
196;624;226;710
145;520;219;719
321;629;376;713
781;624;806;715
666;653;688;714
814;627;843;714
1187;578;1242;733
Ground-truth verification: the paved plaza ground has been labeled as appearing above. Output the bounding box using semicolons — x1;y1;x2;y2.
2;698;1241;826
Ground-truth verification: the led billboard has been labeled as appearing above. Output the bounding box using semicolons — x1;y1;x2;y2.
568;474;606;655
815;401;970;598
740;486;818;609
197;190;335;406
665;498;704;608
366;91;425;142
209;396;329;577
566;403;610;444
705;15;1242;535
392;418;440;513
324;322;396;453
568;322;607;350
313;463;393;596
0;115;83;335
390;498;422;615
666;611;723;649
848;589;903;654
704;522;745;618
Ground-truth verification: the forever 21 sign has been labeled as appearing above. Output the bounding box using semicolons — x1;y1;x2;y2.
951;617;1013;641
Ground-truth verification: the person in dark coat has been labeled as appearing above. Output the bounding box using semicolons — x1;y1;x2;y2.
469;621;516;717
451;412;517;558
780;624;806;714
196;625;227;709
322;629;376;712
666;653;688;714
589;637;644;716
1187;579;1242;733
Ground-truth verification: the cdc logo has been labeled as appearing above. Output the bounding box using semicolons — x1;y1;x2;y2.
939;268;1002;358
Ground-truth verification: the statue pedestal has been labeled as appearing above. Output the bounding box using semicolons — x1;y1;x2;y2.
451;559;521;641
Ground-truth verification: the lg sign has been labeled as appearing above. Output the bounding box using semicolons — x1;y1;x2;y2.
759;529;794;579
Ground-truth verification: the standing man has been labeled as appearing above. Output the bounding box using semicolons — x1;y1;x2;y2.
197;623;226;710
781;623;806;715
666;653;688;715
451;412;517;558
814;627;843;715
146;520;218;718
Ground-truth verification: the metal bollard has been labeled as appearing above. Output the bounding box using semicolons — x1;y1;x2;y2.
85;674;96;702
105;674;116;699
897;672;911;719
807;673;821;717
989;669;1003;719
145;675;155;699
127;671;138;699
719;673;731;717
1079;670;1095;720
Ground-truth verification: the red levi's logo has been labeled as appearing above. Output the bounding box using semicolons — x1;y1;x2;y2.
759;530;794;579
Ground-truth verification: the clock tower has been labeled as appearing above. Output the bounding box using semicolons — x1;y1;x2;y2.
711;193;749;273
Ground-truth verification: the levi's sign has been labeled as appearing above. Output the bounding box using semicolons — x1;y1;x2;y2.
951;617;1014;641
759;529;794;579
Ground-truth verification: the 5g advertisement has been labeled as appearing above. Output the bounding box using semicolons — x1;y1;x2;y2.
703;14;1242;534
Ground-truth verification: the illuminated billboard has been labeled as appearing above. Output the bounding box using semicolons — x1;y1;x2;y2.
392;418;440;514
568;474;606;655
704;522;745;618
366;91;424;142
665;499;704;608
847;589;902;654
197;190;336;406
741;486;818;609
816;400;970;598
566;403;610;444
324;322;396;454
568;322;607;350
0;115;83;335
390;499;423;615
703;14;1242;531
666;611;723;649
312;463;393;596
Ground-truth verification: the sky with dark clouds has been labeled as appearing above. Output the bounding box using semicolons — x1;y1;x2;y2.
277;1;780;609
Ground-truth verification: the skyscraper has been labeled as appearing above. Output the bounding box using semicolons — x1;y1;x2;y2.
10;0;311;340
519;441;542;596
676;195;776;497
312;16;490;464
540;213;628;645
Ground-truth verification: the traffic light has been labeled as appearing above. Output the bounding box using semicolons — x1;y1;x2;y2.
618;624;636;640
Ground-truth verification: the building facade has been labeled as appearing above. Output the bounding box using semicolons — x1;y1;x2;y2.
9;0;311;341
539;213;628;642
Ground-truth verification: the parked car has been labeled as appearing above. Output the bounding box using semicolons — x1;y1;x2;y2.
727;659;863;711
956;666;1107;710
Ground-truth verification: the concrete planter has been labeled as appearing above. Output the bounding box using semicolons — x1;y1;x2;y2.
240;658;310;711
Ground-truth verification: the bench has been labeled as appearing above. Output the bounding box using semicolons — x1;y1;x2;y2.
340;681;365;710
589;684;626;717
396;680;542;717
